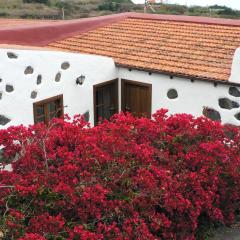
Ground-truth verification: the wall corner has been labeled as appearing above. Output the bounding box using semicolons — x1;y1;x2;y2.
229;48;240;84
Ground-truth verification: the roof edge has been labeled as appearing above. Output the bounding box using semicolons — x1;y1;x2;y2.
0;13;131;46
116;63;240;86
1;12;240;47
128;12;240;27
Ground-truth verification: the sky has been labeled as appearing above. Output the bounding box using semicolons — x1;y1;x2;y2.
131;0;240;10
168;0;240;9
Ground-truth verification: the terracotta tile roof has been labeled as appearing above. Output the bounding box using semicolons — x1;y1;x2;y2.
0;13;240;82
0;14;128;46
0;18;58;28
48;15;240;82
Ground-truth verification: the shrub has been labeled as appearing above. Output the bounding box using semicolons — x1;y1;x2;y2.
0;110;240;239
23;0;49;4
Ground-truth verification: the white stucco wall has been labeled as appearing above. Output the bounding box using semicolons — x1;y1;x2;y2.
0;48;117;128
230;48;240;84
118;68;240;126
0;48;240;129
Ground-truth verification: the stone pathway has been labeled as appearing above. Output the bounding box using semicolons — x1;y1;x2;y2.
210;222;240;240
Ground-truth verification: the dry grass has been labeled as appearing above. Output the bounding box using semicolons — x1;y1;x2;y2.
0;0;137;19
0;0;59;19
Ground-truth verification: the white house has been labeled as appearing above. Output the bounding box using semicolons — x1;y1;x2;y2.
0;12;240;128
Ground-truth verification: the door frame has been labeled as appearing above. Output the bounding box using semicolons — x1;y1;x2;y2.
121;79;152;118
93;79;119;125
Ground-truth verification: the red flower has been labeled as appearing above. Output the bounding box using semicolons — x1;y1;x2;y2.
0;110;239;239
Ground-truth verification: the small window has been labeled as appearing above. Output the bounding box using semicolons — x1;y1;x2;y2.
33;95;63;125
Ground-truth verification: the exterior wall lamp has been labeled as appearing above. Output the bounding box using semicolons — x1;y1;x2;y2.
76;75;85;85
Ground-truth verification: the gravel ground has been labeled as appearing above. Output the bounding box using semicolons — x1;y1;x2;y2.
209;222;240;240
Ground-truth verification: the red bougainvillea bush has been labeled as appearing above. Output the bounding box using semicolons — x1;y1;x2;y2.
0;110;240;240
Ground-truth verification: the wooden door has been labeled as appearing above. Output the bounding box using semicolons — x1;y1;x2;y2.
121;80;152;118
94;79;118;125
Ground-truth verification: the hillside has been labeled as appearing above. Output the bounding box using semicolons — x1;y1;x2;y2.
0;0;140;19
0;0;240;19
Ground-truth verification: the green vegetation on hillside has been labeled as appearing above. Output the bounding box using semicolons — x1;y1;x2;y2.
0;0;239;20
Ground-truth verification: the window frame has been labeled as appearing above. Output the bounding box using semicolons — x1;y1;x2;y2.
33;94;64;125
